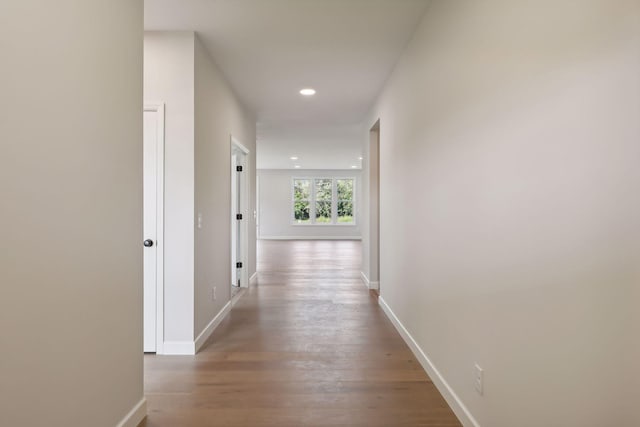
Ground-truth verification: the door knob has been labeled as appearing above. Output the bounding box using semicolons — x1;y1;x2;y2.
144;239;154;247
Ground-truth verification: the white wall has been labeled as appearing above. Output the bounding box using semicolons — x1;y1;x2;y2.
362;126;380;286
194;36;256;338
363;1;640;426
144;32;196;344
144;32;256;350
0;1;145;426
258;169;362;240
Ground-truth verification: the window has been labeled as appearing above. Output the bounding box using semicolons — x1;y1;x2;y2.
293;177;355;225
315;179;332;223
293;179;311;223
337;179;354;223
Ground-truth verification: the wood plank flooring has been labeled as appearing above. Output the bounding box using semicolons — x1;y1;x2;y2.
142;240;461;426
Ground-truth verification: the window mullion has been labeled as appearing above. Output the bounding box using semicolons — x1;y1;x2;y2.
332;178;337;224
311;178;316;224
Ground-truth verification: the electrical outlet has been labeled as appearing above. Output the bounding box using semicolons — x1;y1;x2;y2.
212;286;217;301
474;363;484;395
197;213;203;229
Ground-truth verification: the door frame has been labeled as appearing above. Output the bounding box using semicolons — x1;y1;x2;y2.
369;120;380;291
230;135;250;288
143;103;165;354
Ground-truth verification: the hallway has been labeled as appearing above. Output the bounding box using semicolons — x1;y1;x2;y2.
143;240;461;426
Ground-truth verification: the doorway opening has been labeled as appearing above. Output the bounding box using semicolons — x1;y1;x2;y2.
231;136;250;291
369;120;380;291
143;104;165;354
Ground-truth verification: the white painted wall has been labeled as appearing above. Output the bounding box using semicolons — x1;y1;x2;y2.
363;1;640;426
258;169;362;240
0;1;145;426
144;32;196;344
361;125;381;288
194;36;256;339
144;32;256;350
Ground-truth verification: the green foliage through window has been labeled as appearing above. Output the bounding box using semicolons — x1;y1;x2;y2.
314;179;332;222
293;179;311;223
293;177;355;224
337;179;354;223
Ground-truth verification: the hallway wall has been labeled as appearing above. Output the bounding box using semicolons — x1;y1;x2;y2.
363;1;640;426
0;1;145;426
144;32;256;351
194;36;256;339
144;31;196;344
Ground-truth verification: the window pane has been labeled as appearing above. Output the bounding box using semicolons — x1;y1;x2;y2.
315;201;332;223
294;201;311;223
315;179;332;201
337;179;353;201
294;179;311;201
338;201;354;223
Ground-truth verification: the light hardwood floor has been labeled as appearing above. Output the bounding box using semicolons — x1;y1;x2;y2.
142;240;461;426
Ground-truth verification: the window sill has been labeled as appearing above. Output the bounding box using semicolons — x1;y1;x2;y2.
291;223;357;227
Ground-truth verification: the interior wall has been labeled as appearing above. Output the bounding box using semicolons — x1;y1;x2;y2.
0;1;145;426
144;31;196;343
194;36;256;338
368;126;380;284
361;125;380;285
363;1;640;426
257;169;362;240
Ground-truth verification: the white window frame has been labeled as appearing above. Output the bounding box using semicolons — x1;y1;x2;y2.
335;177;356;225
291;176;357;226
292;177;313;225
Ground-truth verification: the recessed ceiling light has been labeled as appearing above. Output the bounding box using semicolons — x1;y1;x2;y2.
351;165;358;169
300;88;316;96
290;156;298;160
294;165;301;169
358;156;363;160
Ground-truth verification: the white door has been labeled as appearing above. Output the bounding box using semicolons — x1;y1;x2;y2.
231;138;249;288
231;152;239;287
143;105;164;353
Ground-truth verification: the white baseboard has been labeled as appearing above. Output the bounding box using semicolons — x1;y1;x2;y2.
360;271;370;288
232;287;247;307
162;340;195;355
360;271;380;290
378;297;480;427
116;398;146;427
249;271;258;285
194;300;232;353
259;236;362;241
162;301;233;355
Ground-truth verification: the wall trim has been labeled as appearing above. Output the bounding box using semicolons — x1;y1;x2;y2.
230;135;250;289
360;271;369;288
232;287;247;307
378;297;480;427
143;103;165;355
259;236;362;241
194;300;232;353
360;271;380;290
162;341;195;355
249;272;258;285
116;398;147;427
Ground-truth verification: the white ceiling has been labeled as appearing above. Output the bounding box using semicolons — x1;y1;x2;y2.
257;123;363;170
145;0;430;169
